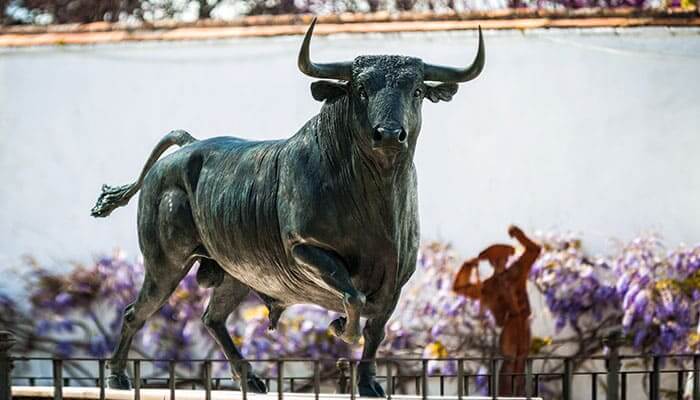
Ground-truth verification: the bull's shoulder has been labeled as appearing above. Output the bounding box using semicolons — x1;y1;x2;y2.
275;132;327;218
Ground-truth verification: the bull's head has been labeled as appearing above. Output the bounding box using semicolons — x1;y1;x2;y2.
298;18;485;166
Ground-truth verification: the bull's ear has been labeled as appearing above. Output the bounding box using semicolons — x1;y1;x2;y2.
424;82;459;103
310;80;348;102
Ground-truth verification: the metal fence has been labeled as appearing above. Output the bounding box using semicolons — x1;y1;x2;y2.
2;331;700;400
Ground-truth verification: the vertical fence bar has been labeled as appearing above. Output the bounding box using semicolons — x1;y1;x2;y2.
676;371;683;400
457;359;464;400
98;360;105;400
313;359;320;400
562;358;572;400
465;372;470;395
238;362;246;400
133;360;141;400
490;358;498;400
203;361;212;400
694;355;700;400
606;336;620;400
533;374;539;397
621;372;627;400
650;356;660;400
350;360;357;400
169;361;176;400
525;358;533;400
0;332;16;400
421;359;428;400
386;361;393;400
52;359;63;400
591;373;597;400
277;360;283;400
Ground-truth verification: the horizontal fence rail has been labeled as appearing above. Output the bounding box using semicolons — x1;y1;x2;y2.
2;332;700;400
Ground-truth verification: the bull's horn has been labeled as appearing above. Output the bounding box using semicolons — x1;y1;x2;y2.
423;26;485;83
298;17;353;81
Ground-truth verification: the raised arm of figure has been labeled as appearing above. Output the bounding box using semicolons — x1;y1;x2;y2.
508;225;542;280
453;258;482;300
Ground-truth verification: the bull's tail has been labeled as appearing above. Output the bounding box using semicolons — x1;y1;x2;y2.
91;129;197;218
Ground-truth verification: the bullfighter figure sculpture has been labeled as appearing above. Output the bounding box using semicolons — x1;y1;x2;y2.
91;18;486;396
453;225;541;396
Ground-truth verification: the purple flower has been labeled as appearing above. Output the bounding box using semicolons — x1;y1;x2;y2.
474;365;489;395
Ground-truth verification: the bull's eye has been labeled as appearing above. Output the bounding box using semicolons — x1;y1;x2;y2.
358;86;368;100
414;88;424;98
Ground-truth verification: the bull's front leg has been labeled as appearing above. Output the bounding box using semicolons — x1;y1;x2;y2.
357;305;395;397
291;244;365;343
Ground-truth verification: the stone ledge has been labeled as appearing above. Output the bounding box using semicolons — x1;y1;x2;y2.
1;15;699;47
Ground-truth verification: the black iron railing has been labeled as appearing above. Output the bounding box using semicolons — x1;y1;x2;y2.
2;331;700;400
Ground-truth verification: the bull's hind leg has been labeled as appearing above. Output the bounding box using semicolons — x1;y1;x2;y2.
108;187;201;389
202;274;267;393
291;244;365;343
107;266;193;389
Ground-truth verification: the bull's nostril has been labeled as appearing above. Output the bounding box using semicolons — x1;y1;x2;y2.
398;129;408;143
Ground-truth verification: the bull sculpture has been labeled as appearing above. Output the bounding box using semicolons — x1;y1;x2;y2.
91;18;485;396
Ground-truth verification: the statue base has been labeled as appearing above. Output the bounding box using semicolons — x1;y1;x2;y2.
12;386;543;400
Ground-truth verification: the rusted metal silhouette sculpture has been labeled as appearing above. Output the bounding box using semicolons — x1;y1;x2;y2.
453;225;541;396
91;18;486;396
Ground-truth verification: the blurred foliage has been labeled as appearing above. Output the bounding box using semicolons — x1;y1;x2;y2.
532;232;700;355
2;0;682;25
2;233;699;396
2;0;217;24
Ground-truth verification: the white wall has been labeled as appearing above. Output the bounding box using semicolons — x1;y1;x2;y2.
1;27;699;291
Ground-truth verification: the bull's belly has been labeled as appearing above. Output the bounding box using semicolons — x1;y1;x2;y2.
217;259;387;317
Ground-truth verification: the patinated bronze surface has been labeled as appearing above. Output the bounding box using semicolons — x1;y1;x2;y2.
92;18;485;396
453;225;541;396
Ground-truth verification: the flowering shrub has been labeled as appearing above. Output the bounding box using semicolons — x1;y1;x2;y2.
530;232;620;334
613;236;700;354
3;232;700;393
3;0;673;26
532;232;700;355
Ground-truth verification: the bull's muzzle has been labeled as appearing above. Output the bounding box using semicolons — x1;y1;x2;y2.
372;125;408;154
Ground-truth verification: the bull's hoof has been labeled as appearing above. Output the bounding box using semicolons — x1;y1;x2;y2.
245;374;268;394
107;372;131;390
358;379;386;397
268;306;284;332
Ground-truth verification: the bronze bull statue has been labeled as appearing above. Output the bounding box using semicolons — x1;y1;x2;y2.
91;18;485;396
